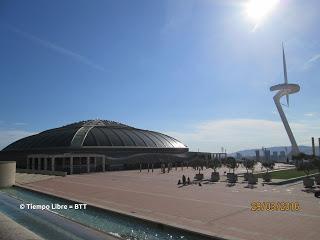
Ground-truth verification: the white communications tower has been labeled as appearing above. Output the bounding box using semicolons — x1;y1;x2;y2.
270;44;300;155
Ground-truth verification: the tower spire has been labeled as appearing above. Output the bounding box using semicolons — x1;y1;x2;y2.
282;43;289;106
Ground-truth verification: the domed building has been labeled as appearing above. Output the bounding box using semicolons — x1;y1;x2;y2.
0;120;189;174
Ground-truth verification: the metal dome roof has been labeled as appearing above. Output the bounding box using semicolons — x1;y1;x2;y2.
2;120;187;151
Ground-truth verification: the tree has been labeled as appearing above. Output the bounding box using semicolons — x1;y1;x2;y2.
208;158;222;182
311;156;320;172
293;153;314;176
191;155;205;174
262;161;275;173
293;152;312;163
312;157;320;185
221;157;228;169
293;152;317;188
225;157;239;174
209;158;222;173
296;160;313;176
242;158;256;174
261;160;275;182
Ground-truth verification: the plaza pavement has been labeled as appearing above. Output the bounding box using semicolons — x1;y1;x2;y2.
0;212;43;240
15;172;57;184
17;164;320;240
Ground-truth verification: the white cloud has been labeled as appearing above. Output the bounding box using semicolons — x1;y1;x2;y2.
0;130;36;150
165;118;320;153
13;122;27;126
302;53;320;70
5;24;106;72
304;112;317;117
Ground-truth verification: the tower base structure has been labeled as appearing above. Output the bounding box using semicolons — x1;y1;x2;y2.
270;83;300;156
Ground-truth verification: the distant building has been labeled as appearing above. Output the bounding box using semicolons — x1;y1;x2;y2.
279;151;286;162
188;152;227;161
255;150;260;161
272;151;278;162
236;153;242;160
264;150;271;162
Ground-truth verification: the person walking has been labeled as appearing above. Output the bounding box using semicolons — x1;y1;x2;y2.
182;175;186;185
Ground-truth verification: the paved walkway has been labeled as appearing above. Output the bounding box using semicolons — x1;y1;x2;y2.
15;173;59;184
19;166;320;240
0;212;43;240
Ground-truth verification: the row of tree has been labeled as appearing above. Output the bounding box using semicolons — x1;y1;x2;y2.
190;153;320;186
293;153;320;175
190;156;275;183
292;153;320;188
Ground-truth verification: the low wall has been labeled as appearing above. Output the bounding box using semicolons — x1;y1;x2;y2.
267;172;320;185
16;168;67;176
0;161;16;188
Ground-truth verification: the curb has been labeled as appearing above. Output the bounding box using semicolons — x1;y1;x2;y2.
266;173;320;185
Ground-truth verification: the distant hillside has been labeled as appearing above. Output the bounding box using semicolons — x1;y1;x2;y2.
230;146;319;157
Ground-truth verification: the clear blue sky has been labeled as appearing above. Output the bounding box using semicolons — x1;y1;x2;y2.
1;0;319;152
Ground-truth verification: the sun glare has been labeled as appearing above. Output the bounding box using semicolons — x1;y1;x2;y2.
246;0;279;23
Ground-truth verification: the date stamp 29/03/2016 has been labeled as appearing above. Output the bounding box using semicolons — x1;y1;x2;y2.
251;201;301;212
